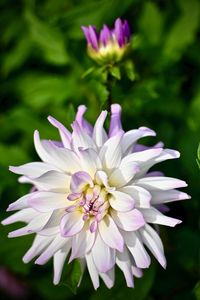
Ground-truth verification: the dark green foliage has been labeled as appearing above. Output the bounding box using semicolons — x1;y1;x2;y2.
0;0;199;299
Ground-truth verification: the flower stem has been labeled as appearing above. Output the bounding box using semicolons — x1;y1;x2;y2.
106;71;113;111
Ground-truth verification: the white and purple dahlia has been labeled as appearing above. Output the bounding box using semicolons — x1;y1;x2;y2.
2;104;190;289
82;18;131;64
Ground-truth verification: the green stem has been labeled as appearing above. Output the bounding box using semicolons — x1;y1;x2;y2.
106;71;113;111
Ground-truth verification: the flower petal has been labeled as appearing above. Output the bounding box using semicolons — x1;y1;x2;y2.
60;211;84;237
29;192;70;212
121;127;156;154
139;224;166;268
70;222;95;260
53;248;69;285
93;111;108;147
100;268;115;288
85;254;100;290
150;189;190;204
70;171;93;193
109;162;139;188
35;236;70;265
99;133;123;170
109;191;134;212
48;116;71;148
109;104;124;137
111;209;145;231
98;215;124;252
92;234;115;273
123;231;151;268
135;176;187;190
119;186;151;208
116;247;134;287
141;207;182;227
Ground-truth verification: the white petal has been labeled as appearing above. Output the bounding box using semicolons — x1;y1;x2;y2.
98;215;124;252
139;224;166;268
70;222;95;260
92;234;115;273
135;149;180;177
116;247;134;287
122;148;162;166
35;236;70;265
48;116;71;149
60;211;84;237
53;247;70;285
99;133;123;170
30;171;70;192
123;231;151;268
71;121;96;151
150;189;190;204
141;207;182;227
122;127;156;154
109;162;139;188
85;254;99;290
8;212;52;237
23;235;54;263
34;130;81;173
109;191;134;212
79;148;102;177
111;209;145;231
39;210;64;236
93;111;108;147
6;193;32;211
119;186;151;208
2;208;38;225
135;176;187;190
29;192;69;212
9;162;59;178
100;268;115;288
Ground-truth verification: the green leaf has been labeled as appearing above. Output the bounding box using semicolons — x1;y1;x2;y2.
194;281;200;300
2;36;32;76
24;10;69;65
109;66;121;80
163;0;200;60
124;60;137;81
81;67;95;79
139;1;163;45
65;260;82;294
0;144;29;166
16;73;76;109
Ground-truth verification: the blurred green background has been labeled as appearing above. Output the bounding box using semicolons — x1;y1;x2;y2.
0;0;200;299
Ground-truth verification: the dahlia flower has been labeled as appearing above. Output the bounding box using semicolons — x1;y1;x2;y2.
82;18;131;64
2;104;189;289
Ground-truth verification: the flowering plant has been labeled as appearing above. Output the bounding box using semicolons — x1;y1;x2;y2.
2;104;189;289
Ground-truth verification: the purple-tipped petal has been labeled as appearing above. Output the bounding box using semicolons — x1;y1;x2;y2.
123;20;131;41
70;171;93;193
109;104;124;137
114;18;125;47
99;25;111;46
88;26;99;50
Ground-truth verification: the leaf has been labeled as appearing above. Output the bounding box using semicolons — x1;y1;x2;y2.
2;36;32;76
15;73;76;109
110;66;121;80
24;10;69;65
64;260;82;294
124;60;137;81
81;67;95;79
194;282;200;300
139;1;163;45
163;0;200;60
0;144;29;166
